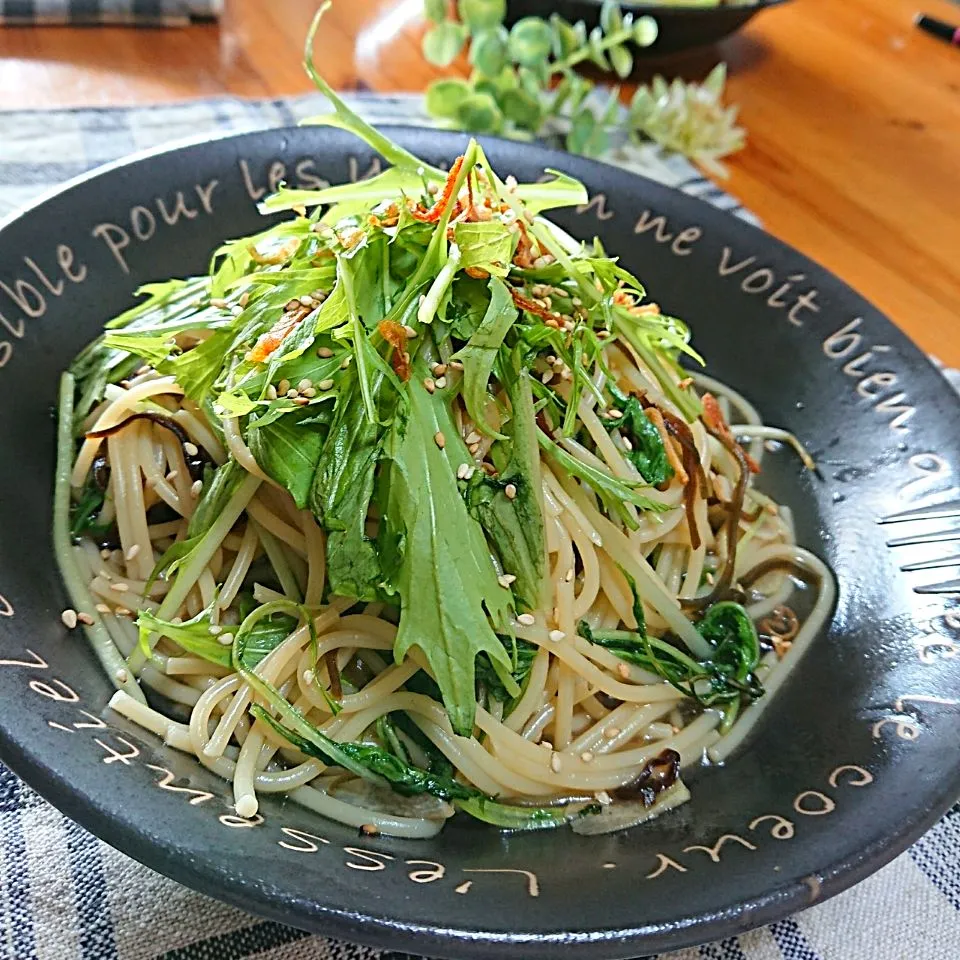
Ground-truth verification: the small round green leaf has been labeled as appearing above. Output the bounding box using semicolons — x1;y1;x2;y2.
508;17;554;68
469;27;509;77
424;0;447;25
425;78;473;120
550;15;580;59
587;26;611;71
599;0;623;35
500;88;543;131
458;0;506;32
567;107;608;156
566;73;592;113
422;20;467;67
566;108;596;154
609;43;633;79
517;64;547;98
455;92;504;133
628;86;655;127
633;15;658;48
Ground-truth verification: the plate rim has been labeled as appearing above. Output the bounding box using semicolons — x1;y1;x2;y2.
0;123;958;959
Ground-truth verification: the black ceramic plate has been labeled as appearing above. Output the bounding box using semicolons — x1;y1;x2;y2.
1;127;959;960
506;1;791;57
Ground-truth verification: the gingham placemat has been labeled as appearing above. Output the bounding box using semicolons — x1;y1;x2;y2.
0;93;958;960
0;0;220;26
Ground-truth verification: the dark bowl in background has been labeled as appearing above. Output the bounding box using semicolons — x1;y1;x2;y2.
506;0;792;57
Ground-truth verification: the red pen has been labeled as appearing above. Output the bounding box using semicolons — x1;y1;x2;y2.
914;13;960;47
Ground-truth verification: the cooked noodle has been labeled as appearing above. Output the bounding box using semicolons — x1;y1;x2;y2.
54;79;834;838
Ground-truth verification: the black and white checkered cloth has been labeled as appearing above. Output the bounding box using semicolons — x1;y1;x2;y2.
0;92;958;960
0;0;220;27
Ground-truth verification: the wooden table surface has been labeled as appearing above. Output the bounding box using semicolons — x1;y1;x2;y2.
1;0;958;363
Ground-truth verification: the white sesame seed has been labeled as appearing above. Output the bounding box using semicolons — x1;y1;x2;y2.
299;295;314;307
210;298;228;309
318;378;335;391
115;668;130;683
541;371;553;384
705;571;716;585
239;292;250;307
125;544;141;562
191;479;203;498
435;376;447;389
457;463;470;480
550;753;562;773
468;441;480;455
285;299;300;312
95;603;111;614
517;613;535;626
549;629;565;643
580;751;595;763
340;356;351;369
617;662;630;680
277;379;290;395
546;355;556;364
303;669;315;685
498;573;517;587
403;325;417;338
166;470;178;481
465;430;481;445
504;483;517;500
317;346;334;358
603;726;621;740
302;387;317;398
434;431;446;449
564;568;574;583
433;363;448;376
110;582;129;592
297;379;313;392
77;612;95;626
448;360;463;370
596;790;613;805
100;548;112;560
208;624;223;635
286;388;299;399
540;740;553;751
608;409;624;419
423;377;436;394
60;609;78;629
231;305;243;317
183;441;199;457
218;633;234;646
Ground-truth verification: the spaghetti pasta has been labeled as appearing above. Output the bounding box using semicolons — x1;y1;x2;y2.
54;77;834;839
